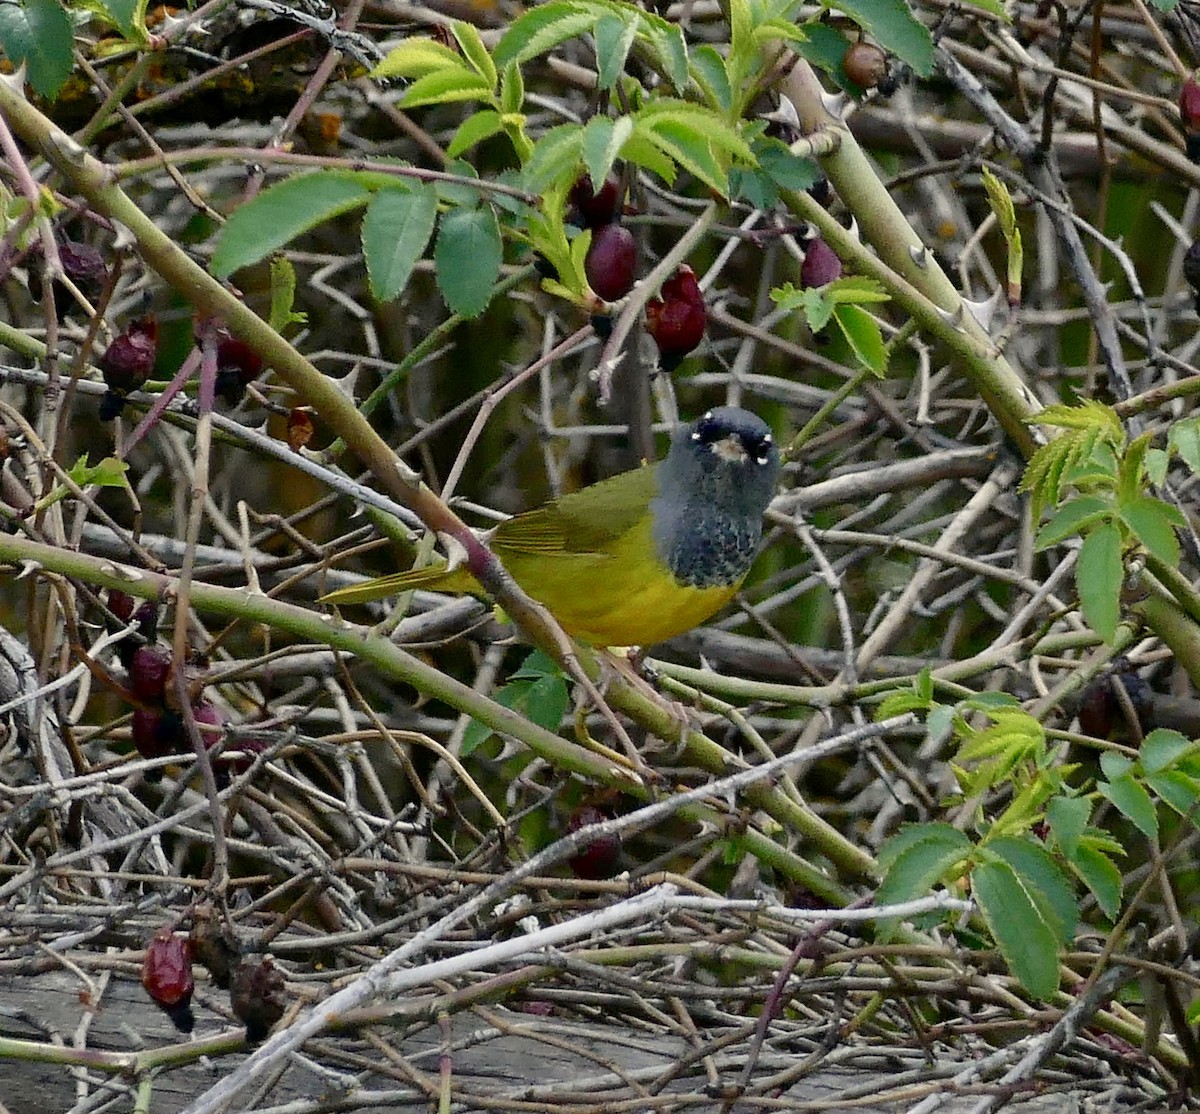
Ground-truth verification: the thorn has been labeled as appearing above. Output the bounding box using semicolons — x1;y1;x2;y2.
962;289;1005;332
909;243;929;268
0;64;28;99
763;95;801;131
935;303;965;329
845;215;860;242
820;90;850;120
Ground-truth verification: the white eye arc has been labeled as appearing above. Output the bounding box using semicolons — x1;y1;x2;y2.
763;433;773;442
691;430;701;441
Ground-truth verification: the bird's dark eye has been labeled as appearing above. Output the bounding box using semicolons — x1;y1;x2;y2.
750;432;774;466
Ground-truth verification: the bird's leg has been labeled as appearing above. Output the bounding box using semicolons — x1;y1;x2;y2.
599;647;697;736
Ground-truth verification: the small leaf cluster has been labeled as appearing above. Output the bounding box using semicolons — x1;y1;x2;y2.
771;276;893;374
1023;402;1186;642
461;651;569;756
874;674;1200;997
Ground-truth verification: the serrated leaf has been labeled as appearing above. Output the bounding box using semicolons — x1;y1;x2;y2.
0;0;75;98
833;303;887;374
961;0;1010;16
211;173;373;278
434;206;502;318
637;17;689;89
268;257;307;331
1036;399;1123;438
641;119;728;196
447;110;506;158
582;115;632;191
791;23;854;89
827;0;934;75
511;649;563;680
372;38;467;79
875;691;932;720
1034;496;1111;551
1076;522;1122;643
1141;729;1194;774
690;44;733;114
98;0;149;40
757;144;820;191
522;124;585;193
1098;774;1158;839
594;12;638;89
525;673;569;731
400;67;494;108
826;276;891;305
1070;842;1123;918
980;167;1016;241
1046;795;1090;859
1119;495;1183;567
494;4;600;69
500;62;525;115
1145;769;1200;819
985;836;1078;946
874;826;972;940
1170;418;1200;474
636;100;755;159
877;821;972;872
452;20;497;88
362;185;439;303
730;167;778;209
972;859;1060;998
1145;448;1169;486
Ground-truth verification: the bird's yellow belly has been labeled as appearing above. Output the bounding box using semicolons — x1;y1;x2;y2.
503;520;742;647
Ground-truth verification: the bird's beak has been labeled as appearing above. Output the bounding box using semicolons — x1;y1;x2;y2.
711;433;748;463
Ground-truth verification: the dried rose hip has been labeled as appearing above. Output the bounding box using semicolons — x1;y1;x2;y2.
32;239;108;311
190;904;239;990
585;223;637;302
566;805;622;880
129;645;171;702
142;928;195;1033
1181;76;1200;130
569;173;623;228
843;41;889;90
231;956;286;1043
131;708;187;768
800;237;842;289
646;264;706;371
1078;668;1153;741
99;316;158;420
210;331;265;405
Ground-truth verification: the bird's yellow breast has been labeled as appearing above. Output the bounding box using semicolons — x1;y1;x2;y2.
499;511;742;647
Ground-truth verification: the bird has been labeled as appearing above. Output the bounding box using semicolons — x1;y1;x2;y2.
322;407;781;647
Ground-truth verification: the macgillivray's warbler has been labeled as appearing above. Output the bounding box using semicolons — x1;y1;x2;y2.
322;407;780;647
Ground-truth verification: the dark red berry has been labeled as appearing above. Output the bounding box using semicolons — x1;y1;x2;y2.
585;223;637;302
189;903;239;990
1078;669;1153;740
129;645;171;702
30;238;107;317
569;173;623;228
1181;77;1200;130
142;928;195;1033
108;590;136;623
646;264;706;370
231;956;286;1043
566;805;622;880
800;237;842;289
843;41;889;90
131;708;187;765
100;316;158;395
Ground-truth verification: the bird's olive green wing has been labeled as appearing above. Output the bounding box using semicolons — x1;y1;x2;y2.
494;462;660;557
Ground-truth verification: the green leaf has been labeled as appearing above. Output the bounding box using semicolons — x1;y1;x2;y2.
641;119;729;196
960;0;1010;16
1046;795;1090;859
980;166;1016;241
211;173;373;278
1076;522;1122;643
494;3;600;69
971;859;1060;998
1145;769;1200;819
1069;840;1123;917
826;0;934;76
1098;774;1158;839
1036;399;1123;437
1149;0;1178;12
874;823;971;938
1145;448;1169;486
984;836;1078;946
1033;496;1111;551
268;257;307;331
582;115;632;192
790;23;854;89
67;454;129;488
98;0;149;40
447;110;506;158
757;144;819;191
1141;728;1194;774
825;276;891;305
452;20;497;88
0;0;75;98
372;38;466;79
400;66;494;108
594;12;638;89
362;185;439;303
690;44;733;114
525;673;569;731
833;304;887;375
511;649;563;680
1170;418;1200;474
434;206;503;318
875;691;932;720
1119;495;1183;567
500;62;525;115
522;124;585;193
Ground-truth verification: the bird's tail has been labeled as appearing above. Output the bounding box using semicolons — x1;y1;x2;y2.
321;562;478;606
